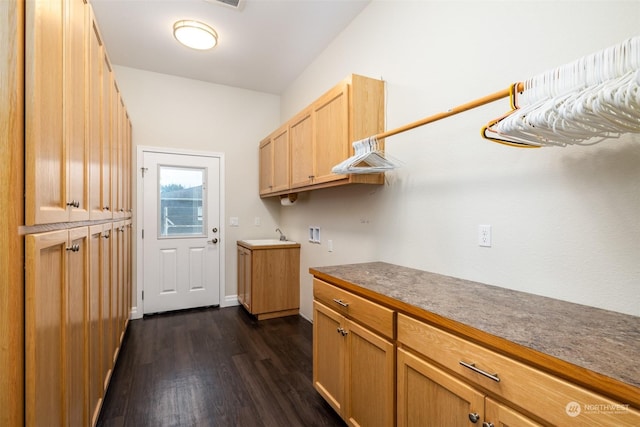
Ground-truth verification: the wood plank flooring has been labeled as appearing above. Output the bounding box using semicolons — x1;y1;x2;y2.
97;306;345;427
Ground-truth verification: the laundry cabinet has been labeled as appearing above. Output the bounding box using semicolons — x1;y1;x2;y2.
259;125;290;195
312;278;395;427
25;227;90;427
259;74;386;198
397;313;640;426
237;240;300;320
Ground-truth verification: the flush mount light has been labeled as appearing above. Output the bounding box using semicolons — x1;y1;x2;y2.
173;20;218;50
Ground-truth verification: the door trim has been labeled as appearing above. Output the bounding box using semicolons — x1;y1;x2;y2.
134;145;226;319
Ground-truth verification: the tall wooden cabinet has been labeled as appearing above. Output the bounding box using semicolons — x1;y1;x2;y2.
14;0;134;425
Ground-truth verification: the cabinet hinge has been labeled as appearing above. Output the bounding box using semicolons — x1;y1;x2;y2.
142;229;144;239
141;167;148;177
142;290;144;300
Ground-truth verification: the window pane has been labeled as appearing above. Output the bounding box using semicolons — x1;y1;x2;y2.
158;166;205;237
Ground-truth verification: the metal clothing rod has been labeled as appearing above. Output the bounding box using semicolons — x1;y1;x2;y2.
373;82;524;141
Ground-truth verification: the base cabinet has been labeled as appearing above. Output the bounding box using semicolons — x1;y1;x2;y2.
397;313;640;427
311;273;640;427
397;348;541;427
313;280;395;426
26;228;89;427
237;241;301;320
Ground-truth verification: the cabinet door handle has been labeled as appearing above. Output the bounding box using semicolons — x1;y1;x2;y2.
332;298;349;307
459;361;500;382
468;412;480;423
336;327;348;336
482;422;495;427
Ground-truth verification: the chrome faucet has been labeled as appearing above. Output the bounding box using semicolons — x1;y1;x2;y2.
275;228;286;241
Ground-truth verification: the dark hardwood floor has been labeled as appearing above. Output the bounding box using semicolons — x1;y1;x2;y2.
97;306;346;427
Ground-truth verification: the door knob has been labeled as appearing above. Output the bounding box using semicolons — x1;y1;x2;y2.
209;238;219;244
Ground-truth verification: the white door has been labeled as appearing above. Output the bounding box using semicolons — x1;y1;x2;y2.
142;151;221;314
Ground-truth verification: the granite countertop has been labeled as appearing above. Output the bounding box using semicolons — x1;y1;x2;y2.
309;262;640;393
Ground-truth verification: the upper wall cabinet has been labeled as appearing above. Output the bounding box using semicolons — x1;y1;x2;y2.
259;124;290;195
25;0;132;225
259;74;385;198
26;0;90;224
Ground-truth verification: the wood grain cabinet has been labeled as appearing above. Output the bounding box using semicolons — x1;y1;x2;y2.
312;279;395;427
397;313;640;427
25;0;90;225
237;241;301;320
26;227;89;427
259;125;290;195
20;1;133;425
259;74;385;197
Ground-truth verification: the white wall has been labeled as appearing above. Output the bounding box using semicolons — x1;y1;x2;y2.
279;1;640;319
113;66;282;310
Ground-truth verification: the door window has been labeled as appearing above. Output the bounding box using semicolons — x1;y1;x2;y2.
158;165;206;237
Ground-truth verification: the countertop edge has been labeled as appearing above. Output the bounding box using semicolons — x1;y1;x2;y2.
237;240;301;249
309;267;640;410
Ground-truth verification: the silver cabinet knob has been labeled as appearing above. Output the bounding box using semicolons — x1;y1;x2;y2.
482;422;494;427
468;413;480;423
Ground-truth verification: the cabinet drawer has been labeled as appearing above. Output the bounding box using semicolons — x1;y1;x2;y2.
398;314;640;426
313;279;394;338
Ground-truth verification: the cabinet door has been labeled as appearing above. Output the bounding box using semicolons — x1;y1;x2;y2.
111;89;123;218
66;227;89;427
345;319;394;427
25;0;66;224
25;230;67;426
312;83;349;184
313;301;345;416
101;223;113;391
237;246;252;311
88;225;104;425
66;0;89;222
397;347;485;427
290;108;314;189
101;56;113;217
251;248;299;315
272;127;290;192
111;222;123;356
485;397;542;427
88;14;106;220
259;137;273;195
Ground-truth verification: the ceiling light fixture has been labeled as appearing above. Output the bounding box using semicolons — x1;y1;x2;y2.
173;20;218;50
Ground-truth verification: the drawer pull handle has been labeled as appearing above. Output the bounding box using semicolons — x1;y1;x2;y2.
332;298;349;307
459;361;500;382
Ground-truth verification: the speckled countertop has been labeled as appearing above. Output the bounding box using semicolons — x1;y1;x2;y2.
309;262;640;392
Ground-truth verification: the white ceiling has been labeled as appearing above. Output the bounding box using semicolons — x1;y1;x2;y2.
91;0;370;94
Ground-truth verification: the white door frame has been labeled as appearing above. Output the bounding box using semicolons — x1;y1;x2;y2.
134;145;225;319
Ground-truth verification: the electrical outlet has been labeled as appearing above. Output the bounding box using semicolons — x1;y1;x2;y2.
478;225;492;247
